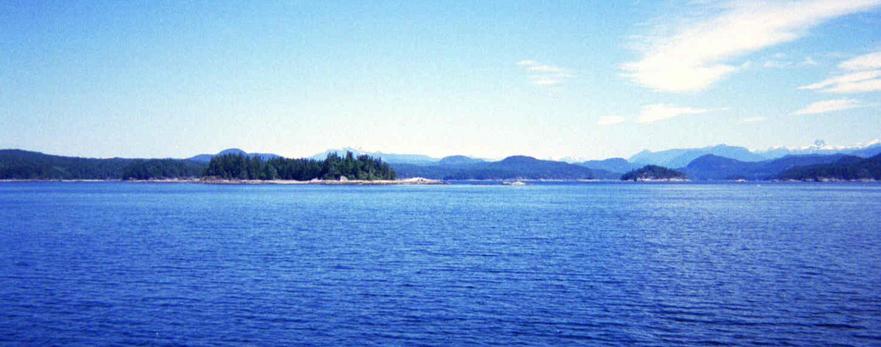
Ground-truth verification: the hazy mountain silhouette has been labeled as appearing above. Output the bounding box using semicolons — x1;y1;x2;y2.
189;148;281;163
630;144;766;168
579;158;638;174
311;148;438;165
778;153;881;181
392;155;595;180
683;154;852;180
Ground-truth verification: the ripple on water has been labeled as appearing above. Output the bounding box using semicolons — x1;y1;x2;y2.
1;182;880;345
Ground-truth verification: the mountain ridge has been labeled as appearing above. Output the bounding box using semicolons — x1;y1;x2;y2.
778;153;881;181
189;148;281;163
683;154;853;180
6;142;881;181
310;148;438;165
392;155;596;180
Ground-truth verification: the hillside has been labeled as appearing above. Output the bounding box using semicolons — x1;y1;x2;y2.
0;150;206;180
579;158;637;174
189;148;281;163
630;145;766;168
438;155;485;166
311;148;438;165
683;154;852;180
393;156;595;180
778;154;881;181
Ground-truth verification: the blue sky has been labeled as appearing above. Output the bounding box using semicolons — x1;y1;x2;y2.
1;1;880;160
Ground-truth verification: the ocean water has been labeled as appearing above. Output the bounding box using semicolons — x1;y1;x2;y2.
1;182;880;345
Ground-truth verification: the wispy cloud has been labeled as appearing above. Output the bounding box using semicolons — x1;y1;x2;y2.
517;60;575;87
597;116;626;126
740;116;767;123
762;56;818;69
637;104;710;124
792;98;864;115
799;50;881;93
622;0;881;93
839;50;881;71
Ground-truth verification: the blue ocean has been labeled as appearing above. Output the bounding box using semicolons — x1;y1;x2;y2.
1;182;880;345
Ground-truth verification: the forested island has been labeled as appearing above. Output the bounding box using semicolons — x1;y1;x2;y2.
0;149;395;182
621;165;687;181
204;152;395;180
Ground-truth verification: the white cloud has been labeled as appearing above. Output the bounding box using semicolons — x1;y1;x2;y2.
740;116;767;123
637;104;710;123
800;70;881;93
792;98;864;115
517;60;575;87
824;78;881;93
597;116;626;126
763;56;819;69
799;70;881;90
622;0;881;93
799;50;881;93
839;50;881;70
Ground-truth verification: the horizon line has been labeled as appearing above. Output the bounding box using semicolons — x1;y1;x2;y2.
4;138;880;163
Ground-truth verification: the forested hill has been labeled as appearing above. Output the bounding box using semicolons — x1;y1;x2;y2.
683;154;851;180
0;149;206;180
777;154;881;181
204;152;395;180
0;149;394;181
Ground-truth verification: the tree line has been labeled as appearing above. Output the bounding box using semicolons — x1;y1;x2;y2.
1;149;395;181
204;151;396;180
122;159;207;180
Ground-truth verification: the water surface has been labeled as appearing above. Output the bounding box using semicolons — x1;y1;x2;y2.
1;182;880;345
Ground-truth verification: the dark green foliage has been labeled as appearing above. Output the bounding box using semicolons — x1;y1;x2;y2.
621;165;686;181
0;149;208;180
204;151;395;180
0;149;132;179
777;154;881;181
121;159;206;180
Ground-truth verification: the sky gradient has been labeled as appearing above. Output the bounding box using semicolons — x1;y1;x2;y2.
2;1;880;160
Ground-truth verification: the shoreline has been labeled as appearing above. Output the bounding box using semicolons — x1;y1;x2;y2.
0;178;444;185
2;178;880;185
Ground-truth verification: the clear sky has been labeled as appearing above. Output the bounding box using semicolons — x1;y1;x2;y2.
2;1;880;160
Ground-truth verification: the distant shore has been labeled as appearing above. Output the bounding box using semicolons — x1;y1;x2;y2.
2;178;879;184
0;177;443;185
196;177;443;185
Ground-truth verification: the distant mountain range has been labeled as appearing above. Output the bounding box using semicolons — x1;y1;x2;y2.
310;148;438;165
629;144;768;168
758;142;881;160
578;158;639;174
778;154;881;181
393;155;597;180
629;143;881;168
682;154;852;180
4;142;881;181
189;148;281;163
311;142;881;178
